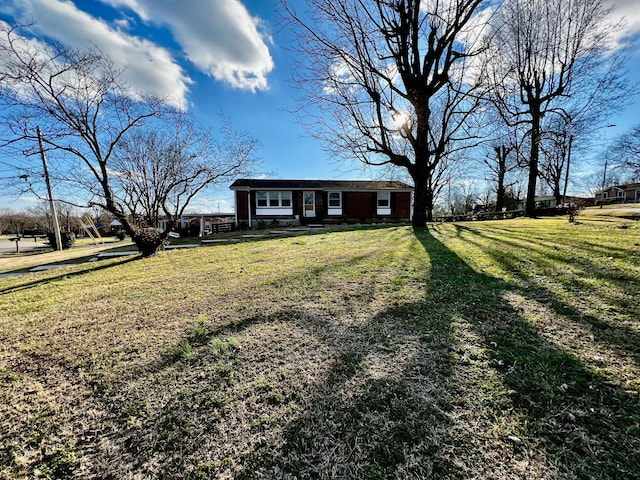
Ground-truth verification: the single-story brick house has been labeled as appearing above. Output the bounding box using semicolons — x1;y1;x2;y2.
229;179;413;228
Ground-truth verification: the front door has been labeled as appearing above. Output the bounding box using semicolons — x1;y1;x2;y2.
303;191;316;217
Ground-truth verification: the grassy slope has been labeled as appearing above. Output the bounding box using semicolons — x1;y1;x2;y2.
0;217;638;479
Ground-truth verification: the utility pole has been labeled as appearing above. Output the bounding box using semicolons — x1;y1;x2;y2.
37;126;63;251
562;134;573;206
601;160;608;192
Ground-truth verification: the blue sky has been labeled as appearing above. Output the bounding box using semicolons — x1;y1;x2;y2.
0;0;638;213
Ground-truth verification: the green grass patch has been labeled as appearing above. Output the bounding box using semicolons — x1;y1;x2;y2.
0;219;638;479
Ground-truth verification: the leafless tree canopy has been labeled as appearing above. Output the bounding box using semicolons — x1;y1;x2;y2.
283;0;489;224
0;24;259;255
610;125;640;180
0;25;164;230
486;0;624;216
111;116;259;229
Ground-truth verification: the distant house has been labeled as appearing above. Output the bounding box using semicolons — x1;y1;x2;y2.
229;179;413;228
179;213;235;236
595;182;640;205
156;213;235;237
110;219;123;232
517;195;593;210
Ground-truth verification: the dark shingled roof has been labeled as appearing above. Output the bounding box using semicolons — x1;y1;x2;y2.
230;179;413;191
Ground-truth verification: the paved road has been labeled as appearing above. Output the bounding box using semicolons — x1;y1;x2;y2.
0;235;50;254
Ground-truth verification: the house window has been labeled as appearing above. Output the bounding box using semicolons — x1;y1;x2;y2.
636;190;640;201
377;191;391;215
327;191;342;215
617;190;625;198
256;191;291;208
603;192;609;199
328;192;342;208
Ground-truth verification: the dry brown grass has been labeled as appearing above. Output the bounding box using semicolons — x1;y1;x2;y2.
0;220;638;479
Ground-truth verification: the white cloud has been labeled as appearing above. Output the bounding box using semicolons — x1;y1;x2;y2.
101;0;274;91
606;0;640;47
458;5;496;50
0;0;191;108
113;18;131;31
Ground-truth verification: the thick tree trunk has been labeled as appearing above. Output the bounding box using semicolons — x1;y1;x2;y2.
495;146;507;212
411;170;430;227
525;113;541;217
412;188;428;226
553;183;562;207
425;187;434;223
496;183;505;212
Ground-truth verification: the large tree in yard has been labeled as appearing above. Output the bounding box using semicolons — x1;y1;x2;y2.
0;24;257;256
282;0;489;225
486;0;624;217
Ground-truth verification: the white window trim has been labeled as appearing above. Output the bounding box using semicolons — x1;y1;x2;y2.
328;191;342;215
256;207;293;216
603;192;609;199
256;191;268;207
256;191;293;215
377;191;391;215
256;191;292;209
617;190;625;198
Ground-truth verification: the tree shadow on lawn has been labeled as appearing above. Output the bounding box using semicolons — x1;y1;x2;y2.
233;229;638;478
447;224;640;371
0;256;140;295
231;305;456;479
448;223;636;287
415;226;640;479
22;226;637;479
109;305;458;480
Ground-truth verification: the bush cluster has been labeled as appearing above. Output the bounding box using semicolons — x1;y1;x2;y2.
46;231;75;250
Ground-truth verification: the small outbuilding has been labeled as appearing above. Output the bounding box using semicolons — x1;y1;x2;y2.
230;179;413;228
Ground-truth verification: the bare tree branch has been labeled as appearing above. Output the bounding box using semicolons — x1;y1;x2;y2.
282;0;489;224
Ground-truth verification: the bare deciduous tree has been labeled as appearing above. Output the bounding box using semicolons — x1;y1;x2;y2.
111;115;259;235
539;120;573;206
610;125;640;180
486;143;518;212
282;0;489;224
0;24;165;253
486;0;624;217
0;24;258;255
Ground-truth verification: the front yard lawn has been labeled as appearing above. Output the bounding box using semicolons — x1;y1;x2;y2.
0;218;638;479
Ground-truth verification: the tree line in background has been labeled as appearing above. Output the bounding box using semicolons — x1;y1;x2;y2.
0;0;639;252
0;203;100;237
282;0;637;224
0;203;214;243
